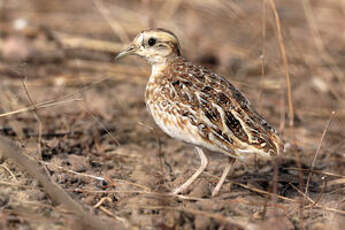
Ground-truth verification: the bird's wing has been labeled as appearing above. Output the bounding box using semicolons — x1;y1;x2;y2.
166;58;282;158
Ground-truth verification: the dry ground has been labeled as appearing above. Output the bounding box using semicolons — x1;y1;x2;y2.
0;0;345;229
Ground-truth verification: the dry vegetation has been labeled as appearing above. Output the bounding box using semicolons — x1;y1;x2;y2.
0;0;345;229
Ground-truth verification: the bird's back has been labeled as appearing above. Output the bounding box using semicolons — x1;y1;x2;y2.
145;56;282;160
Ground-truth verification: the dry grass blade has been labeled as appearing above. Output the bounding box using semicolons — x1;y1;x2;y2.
268;0;294;127
0;98;81;118
232;182;297;203
73;188;207;201
41;160;152;191
289;182;345;215
82;103;120;146
22;79;43;158
203;170;297;202
285;168;345;178
0;180;31;188
328;178;345;186
257;0;267;112
93;197;129;225
305;111;335;195
0;163;18;181
0;76;113;119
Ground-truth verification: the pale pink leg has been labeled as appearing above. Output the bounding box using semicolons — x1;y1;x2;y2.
212;158;236;197
172;147;208;195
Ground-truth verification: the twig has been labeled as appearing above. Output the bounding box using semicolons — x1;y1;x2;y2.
202;170;297;202
232;182;296;203
41;160;151;191
305;111;335;195
289;182;314;204
271;156;280;214
0;163;18;181
94;197;112;209
72;189;207;201
269;0;303;218
309;176;327;209
0;98;81;118
289;181;345;215
258;0;267;112
22;79;43;158
285;168;345;178
0;181;30;187
83;103;120;146
41;160;105;181
93;196;129;225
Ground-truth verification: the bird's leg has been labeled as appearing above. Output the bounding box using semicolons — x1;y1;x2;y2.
172;147;208;195
212;157;236;197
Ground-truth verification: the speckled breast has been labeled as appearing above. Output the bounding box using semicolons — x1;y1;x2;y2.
145;81;203;146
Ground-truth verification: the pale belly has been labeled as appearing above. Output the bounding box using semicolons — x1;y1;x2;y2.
146;102;202;146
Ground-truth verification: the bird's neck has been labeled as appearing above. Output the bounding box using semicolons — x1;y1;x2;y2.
150;56;180;77
151;62;169;77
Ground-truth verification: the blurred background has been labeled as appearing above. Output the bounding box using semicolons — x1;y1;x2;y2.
0;0;345;229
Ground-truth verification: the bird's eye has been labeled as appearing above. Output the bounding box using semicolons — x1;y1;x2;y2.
148;38;156;46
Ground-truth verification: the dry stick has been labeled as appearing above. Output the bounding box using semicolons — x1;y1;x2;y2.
0;180;32;187
269;0;294;127
268;1;304;226
0;77;108;119
257;0;267;113
285;168;345;179
232;182;296;203
0;163;17;181
0;136;124;230
271;156;280;214
0;98;80;118
93;197;128;225
305;111;335;196
202;170;297;202
82;102;120;146
40;160;151;191
73;188;206;202
22;79;42;158
289;181;345;215
255;0;272;219
91;114;120;146
309;177;327;209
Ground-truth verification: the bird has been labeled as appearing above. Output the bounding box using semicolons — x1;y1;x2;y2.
116;28;282;197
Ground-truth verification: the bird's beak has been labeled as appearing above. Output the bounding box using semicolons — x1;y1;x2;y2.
115;44;138;61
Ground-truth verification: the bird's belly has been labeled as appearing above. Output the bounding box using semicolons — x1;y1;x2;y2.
147;103;202;145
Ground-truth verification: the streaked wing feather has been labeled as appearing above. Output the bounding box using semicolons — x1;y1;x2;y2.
165;57;282;158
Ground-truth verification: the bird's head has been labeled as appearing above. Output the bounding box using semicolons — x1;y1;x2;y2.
115;28;181;65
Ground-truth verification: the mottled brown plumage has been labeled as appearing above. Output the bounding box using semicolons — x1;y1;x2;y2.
116;29;282;197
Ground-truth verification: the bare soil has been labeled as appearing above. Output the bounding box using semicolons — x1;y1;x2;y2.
0;0;345;229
